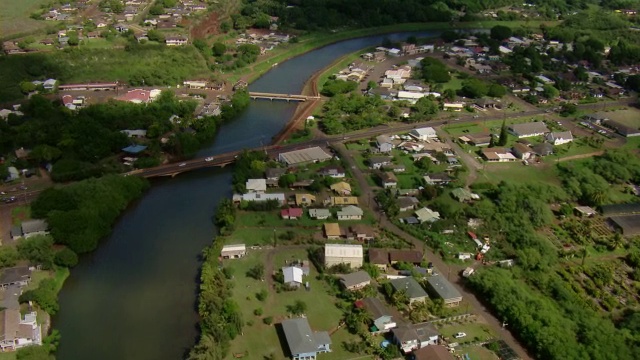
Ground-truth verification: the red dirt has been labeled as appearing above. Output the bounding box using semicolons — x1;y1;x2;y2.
190;11;221;39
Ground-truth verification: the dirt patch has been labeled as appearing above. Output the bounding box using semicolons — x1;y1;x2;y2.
191;11;220;39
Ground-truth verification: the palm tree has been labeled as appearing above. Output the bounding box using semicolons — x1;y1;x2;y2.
579;247;589;267
610;232;624;250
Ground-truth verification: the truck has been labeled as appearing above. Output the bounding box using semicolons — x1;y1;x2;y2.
462;267;475;278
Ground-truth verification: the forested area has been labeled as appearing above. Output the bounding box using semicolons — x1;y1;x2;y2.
320;93;390;134
31;175;149;253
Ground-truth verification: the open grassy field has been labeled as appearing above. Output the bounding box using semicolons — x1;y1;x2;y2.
0;0;49;40
443;116;545;137
479;161;561;186
223;248;365;360
595;108;640;129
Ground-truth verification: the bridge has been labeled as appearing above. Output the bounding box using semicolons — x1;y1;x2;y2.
248;92;321;102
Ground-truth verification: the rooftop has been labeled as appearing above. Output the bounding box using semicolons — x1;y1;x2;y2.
427;274;462;301
390;277;428;299
279;147;332;165
368;248;390;264
0;267;30;286
281;317;331;355
389;249;423;264
340;270;371;288
325;244;363;258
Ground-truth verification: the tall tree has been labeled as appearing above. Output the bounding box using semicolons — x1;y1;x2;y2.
498;121;508;146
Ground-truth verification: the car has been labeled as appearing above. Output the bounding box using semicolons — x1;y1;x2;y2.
205;157;214;162
0;191;5;195
178;163;187;167
454;332;467;339
18;185;27;190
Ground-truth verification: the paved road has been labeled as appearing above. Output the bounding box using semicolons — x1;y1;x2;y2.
334;142;534;360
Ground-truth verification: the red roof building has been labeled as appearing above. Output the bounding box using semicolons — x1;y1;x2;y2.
281;208;303;219
116;89;150;104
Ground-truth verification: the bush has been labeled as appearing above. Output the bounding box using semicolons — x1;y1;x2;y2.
17;235;55;269
263;316;273;325
19;278;59;314
255;289;268;301
54;248;79;268
254;308;263;316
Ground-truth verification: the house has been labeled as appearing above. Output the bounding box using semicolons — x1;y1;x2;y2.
165;36;188;46
397;197;419;212
6;167;20;181
600;203;640;216
390;277;428;305
21;220;48;239
282;266;304;287
508;122;550;138
451;188;479;202
0;267;31;288
389;250;423;265
279;147;332;166
324;223;343;239
368;248;390;270
281;208;303;220
423;173;452;186
265;167;286;184
0;309;41;351
337;206;363;221
233;193;286;204
330;182;351;195
309;208;331;220
329;197;359;206
532;142;554;156
413;345;456;360
574;206;597;217
376;135;394;153
350;224;375;242
609;215;640;236
325;244;363;268
368;156;392;170
10;226;22;241
43;79;57;91
426;274;463;307
380;172;398;189
383;164;407;173
512;143;534;160
462;133;492;147
245;179;267;193
116;89;152;104
410;127;437;141
319;166;345;178
220;244;246;259
359;297;397;332
415;207;440;223
546;131;574;145
443;102;464;112
339;270;371;290
295;194;316;207
392;323;439;354
603;120;640;137
481;148;517;162
280;317;331;360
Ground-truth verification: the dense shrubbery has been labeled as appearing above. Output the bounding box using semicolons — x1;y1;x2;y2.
320;93;390;134
32;175;149;253
321;79;358;97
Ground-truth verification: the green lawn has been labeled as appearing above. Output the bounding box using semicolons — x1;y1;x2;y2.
0;0;50;40
11;206;31;226
595;108;640;129
441;75;464;91
479;162;560;186
0;352;16;360
223;248;364;359
622;136;640;150
438;322;496;343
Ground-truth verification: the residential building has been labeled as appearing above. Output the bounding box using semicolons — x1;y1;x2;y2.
0;267;30;289
324;223;343;239
21;220;48;239
329;197;359;206
368;156;392;170
319;166;345;178
443;102;464;111
281;317;331;360
390;277;428;305
413;345;455;360
392;323;439;354
295;194;316;207
324;244;363;268
397;197;419;212
532;142;554;156
451;188;479;202
309;208;331;220
116;89;152;104
574;206;597;217
233;193;286;204
389;250;423;265
165;36;188;46
221;244;246;259
0;309;41;351
426;274;463;307
546;131;574;145
463;133;492;147
481;148;517;162
278;147;332;166
265;167;286;182
282;266;304;287
330;182;351;195
603;120;640;137
339;270;371;290
415;207;440;223
350;224;375;242
380;172;397;189
368;248;390;270
337;206;363;221
507;122;550;138
246;179;267;193
376;135;394;153
358;297;397;332
409;127;437;141
423;173;452;186
281;208;303;220
512;143;534;160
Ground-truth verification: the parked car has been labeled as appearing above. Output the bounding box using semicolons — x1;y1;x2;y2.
178;163;187;167
205;157;214;162
454;332;467;339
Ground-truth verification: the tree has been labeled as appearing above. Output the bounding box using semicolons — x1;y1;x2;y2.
287;300;307;315
460;78;488;98
487;83;506;97
17;235;55;269
149;4;164;15
0;247;19;268
20;81;37;94
220;21;231;33
246;264;264;280
490;25;513;41
212;42;226;57
54;248;78;267
542;84;559;99
420;58;451;83
366;80;377;90
147;29;165;42
16;345;54;360
498;121;508;146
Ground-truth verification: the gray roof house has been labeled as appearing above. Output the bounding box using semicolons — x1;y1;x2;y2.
309;208;332;220
368;156;392;170
392;323;439;354
21;220;49;239
360;297;397;332
281;317;331;360
337;205;363;220
282;266;304;287
390;277;428;305
426;274;463;307
0;267;31;288
339;270;371;290
507;122;550;138
376;135;394;153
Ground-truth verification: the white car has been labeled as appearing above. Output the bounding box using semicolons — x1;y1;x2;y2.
454;332;467;339
178;163;187;167
205;157;214;162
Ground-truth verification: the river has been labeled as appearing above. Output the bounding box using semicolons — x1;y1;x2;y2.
54;30;439;360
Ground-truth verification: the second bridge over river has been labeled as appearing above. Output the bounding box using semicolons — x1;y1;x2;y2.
248;92;321;102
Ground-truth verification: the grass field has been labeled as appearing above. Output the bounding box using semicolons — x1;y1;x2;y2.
223;248;364;360
479;162;561;186
442;75;464;91
0;0;49;40
443;116;544;137
595;108;640;129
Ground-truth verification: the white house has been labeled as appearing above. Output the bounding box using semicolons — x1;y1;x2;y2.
0;310;41;351
392;323;439;353
415;207;440;223
409;127;437;141
376;135;394;153
309;208;331;220
282;266;304;287
397;91;425;103
221;244;246;259
336;205;363;220
443;102;464;111
324;244;363;268
508;122;550;138
546;131;573;145
245;179;267;193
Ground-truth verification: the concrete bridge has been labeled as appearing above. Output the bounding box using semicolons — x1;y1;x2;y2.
248;92;321;102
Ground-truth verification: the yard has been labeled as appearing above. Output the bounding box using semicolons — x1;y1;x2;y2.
223;248;365;360
0;0;49;39
479;161;561;186
443;116;546;137
595;108;640;130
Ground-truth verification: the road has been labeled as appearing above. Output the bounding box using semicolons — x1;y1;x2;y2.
333;142;534;360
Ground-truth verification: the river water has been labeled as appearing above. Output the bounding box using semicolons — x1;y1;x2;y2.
54;31;438;360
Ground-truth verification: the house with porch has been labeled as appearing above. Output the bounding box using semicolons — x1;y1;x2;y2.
295;194;316;207
392;323;439;354
508;122;550;138
339;270;371;291
281;208;303;220
281;317;331;360
426;274;463;307
380;172;398;189
337;206;363;221
323;223;343;239
0;267;31;289
309;208;331;220
282;266;304;287
319;166;346;178
357;297;397;332
376;135;394;153
368;248;390;270
330;182;351;195
0;310;41;351
415;207;440;223
350;224;375;242
546;131;573;145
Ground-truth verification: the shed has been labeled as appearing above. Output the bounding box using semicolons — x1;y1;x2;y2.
221;244;246;259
